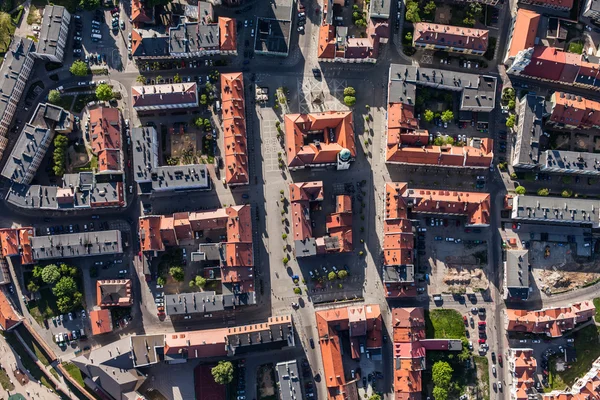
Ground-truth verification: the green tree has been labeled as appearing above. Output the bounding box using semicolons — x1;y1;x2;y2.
344;96;357;107
211;361;234;385
27;281;39;293
424;0;436;15
537;188;550;196
95;83;114;101
52;276;77;298
506;114;516;128
562;190;573;198
200;94;208;105
57;296;73;313
169;266;185;282
343;87;356;97
195;276;207;288
69;60;89;76
48;90;62;105
502;88;516;102
155;75;163;83
136;75;146;84
157;277;166;286
432;361;453;388
328;271;337;281
203;119;212;131
369;395;382;400
405;31;413;42
32;265;43;279
515;186;526;195
60;263;77;277
508;100;516;110
41;264;61;284
337;270;348;279
424;109;435;122
469;2;483;17
293;287;302;294
194;117;205;129
441;110;454;123
79;0;101;9
405;1;421;22
432;387;449;400
174;73;182;83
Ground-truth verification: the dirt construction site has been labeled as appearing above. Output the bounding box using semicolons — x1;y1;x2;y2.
426;242;491;294
529;241;600;294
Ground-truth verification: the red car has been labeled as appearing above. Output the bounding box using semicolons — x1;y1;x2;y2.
478;338;486;344
498;355;503;366
478;321;486;326
463;315;468;326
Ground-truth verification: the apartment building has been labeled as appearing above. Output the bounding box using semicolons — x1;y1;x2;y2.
315;304;383;400
413;23;489;55
289;181;353;258
504;249;530;301
0;227;34;265
30;230;123;261
504;9;540;65
131;83;199;111
582;0;600;21
131;126;210;195
519;0;573;11
0;290;22;331
509;349;538;400
543;356;600;400
284;111;355;171
2;103;72;185
548;92;600;129
221;72;249;186
506;301;595;337
511;195;600;227
97;280;133;307
254;0;293;57
36;5;71;63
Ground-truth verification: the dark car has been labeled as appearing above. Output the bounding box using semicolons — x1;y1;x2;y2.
312;68;321;79
309;338;315;348
362;377;367;387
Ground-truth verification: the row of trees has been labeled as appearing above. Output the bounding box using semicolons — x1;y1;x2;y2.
352;4;367;27
193;117;213;132
28;264;83;314
423;109;454;124
405;0;436;23
52;134;69;176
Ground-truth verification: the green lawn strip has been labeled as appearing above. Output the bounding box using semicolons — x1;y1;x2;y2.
425;309;465;339
0;367;15;391
16;325;52;366
4;332;55;390
474;356;489;400
555;325;600;386
594;298;600;323
62;362;84;386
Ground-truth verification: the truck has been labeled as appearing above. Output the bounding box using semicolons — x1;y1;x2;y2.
433;294;443;304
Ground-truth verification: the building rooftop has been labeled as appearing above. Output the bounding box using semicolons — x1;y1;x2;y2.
539;150;600;174
130;334;164;367
254;19;291;55
169;22;219;54
0;290;21;331
276;360;303;400
37;6;68;60
0;38;35;131
90;309;113;335
414;23;489;52
131;0;153;25
512;94;545;168
507;9;540;60
506;301;595;337
550;92;600;128
511;195;600;227
97;279;133;307
131;83;198;109
221;72;249;186
30;230;123;261
369;0;391;18
131;29;169;57
521;46;581;84
284;111;356;169
164;291;256;316
505;249;530;301
89;107;121;154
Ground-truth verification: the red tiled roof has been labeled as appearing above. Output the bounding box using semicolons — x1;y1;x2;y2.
285;111;355;168
522;47;581;83
132;0;152;25
507;9;540;58
221;72;248;186
413;23;488;52
218;17;237;51
0;290;20;331
89;107;121;154
90;309;112;335
550;92;600;128
506;301;595;337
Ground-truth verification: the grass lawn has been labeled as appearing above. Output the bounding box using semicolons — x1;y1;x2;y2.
425;309;465;339
594;298;600;323
568;41;584;54
474;356;489;400
16;326;52;366
0;12;17;56
0;367;14;391
549;324;600;390
62;362;84;386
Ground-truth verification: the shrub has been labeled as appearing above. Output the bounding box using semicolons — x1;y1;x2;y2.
293;287;301;294
537;188;550;196
515;186;526;195
283;257;289;264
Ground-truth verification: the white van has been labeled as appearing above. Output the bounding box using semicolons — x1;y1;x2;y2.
215;101;221;112
91;33;102;40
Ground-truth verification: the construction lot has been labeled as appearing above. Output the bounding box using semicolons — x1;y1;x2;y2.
529;241;600;295
418;218;492;295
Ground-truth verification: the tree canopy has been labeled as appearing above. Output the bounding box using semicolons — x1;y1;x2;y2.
41;264;61;284
432;387;449;400
441;110;454;123
343;87;356;97
211;361;234;385
53;276;78;298
506;114;516;128
69;60;89;76
424;109;434;122
344;96;356;107
405;1;421;22
328;271;337;281
515;186;526;195
170;266;185;282
48;90;61;105
96;84;114;101
337;270;348;279
432;361;453;388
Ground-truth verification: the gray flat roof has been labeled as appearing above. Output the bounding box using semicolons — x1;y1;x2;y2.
505;249;529;300
511;195;600;227
383;265;415;283
30;230;123;260
254;19;291;55
388;64;497;112
539;150;600;175
131;127;158;184
294;238;317;257
151;165;210;192
130;334;164;367
164;291;256;316
0;38;34;124
1;125;52;184
370;0;391;19
276;360;303;400
512;95;545;168
90;182;124;206
5;183;59;209
37;6;69;59
169;22;219;54
132;35;169;57
388;80;417;106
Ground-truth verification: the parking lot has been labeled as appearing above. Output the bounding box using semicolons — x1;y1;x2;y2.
47;309;87;349
416;217;492;295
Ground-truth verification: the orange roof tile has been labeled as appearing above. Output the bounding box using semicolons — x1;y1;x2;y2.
507;9;540;58
90;309;112;335
18;228;33;265
0;228;19;257
97;149;121;172
550;92;600;128
0;290;20;331
89;107;121;154
221;72;248;186
218;17;237;51
132;0;152;25
139;216;165;252
317;24;336;59
414;23;488;52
